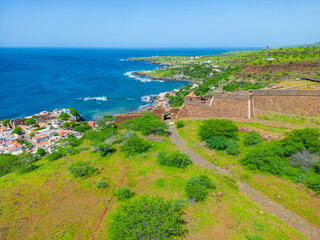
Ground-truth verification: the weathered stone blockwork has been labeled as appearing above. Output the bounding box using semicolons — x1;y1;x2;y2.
113;113;142;126
252;90;320;116
177;92;251;119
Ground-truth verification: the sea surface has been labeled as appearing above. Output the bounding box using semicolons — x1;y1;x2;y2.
0;48;256;120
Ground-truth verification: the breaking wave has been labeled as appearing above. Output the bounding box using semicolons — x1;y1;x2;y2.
141;94;157;103
123;71;164;83
78;96;109;101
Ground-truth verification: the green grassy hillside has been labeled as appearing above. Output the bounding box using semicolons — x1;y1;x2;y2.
1;113;319;239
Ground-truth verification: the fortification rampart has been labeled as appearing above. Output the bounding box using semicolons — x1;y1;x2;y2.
251;90;320;116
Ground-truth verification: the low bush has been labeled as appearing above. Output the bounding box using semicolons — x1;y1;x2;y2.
92;141;112;156
119;113;169;135
95;180;108;188
0;154;20;177
157;151;192;169
46;151;65;161
11;127;22;135
107;195;186;240
59;112;70;120
290;150;319;171
175;120;185;128
240;145;287;176
36;148;46;156
226;140;240;155
307;174;320;193
199;119;238;141
115;187;135;201
185;175;216;201
243;131;263;146
281;128;320;156
206;136;228;150
2;119;10;127
120;136;150;156
311;161;320;174
68;161;95;177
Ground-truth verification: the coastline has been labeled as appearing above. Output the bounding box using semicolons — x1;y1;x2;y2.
134;71;197;83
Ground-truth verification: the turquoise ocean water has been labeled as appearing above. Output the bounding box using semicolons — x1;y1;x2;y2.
0;48;255;120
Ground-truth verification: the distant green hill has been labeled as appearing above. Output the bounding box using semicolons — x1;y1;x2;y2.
282;41;320;48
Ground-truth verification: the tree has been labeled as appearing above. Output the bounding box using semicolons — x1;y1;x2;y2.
103;115;113;121
59;113;70;120
0;154;20;177
25;118;36;126
36;148;46;156
62;122;71;129
2;119;10;127
11;127;22;135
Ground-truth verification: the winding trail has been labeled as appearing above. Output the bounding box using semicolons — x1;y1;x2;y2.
168;123;320;240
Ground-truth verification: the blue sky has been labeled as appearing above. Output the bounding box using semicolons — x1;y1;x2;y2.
0;0;319;48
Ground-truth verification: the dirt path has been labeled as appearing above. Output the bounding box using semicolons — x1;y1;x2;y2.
91;160;129;240
168;123;320;240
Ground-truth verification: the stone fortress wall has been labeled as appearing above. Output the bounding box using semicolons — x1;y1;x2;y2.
113;89;320;126
177;89;320;120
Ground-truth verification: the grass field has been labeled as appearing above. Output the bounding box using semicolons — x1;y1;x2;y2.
0;132;310;239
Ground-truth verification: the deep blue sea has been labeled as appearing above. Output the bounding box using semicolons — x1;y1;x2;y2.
0;48;255;120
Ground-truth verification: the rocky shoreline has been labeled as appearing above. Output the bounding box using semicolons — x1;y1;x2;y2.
135;71;196;83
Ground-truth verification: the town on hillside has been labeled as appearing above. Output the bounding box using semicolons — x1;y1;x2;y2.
0;108;97;155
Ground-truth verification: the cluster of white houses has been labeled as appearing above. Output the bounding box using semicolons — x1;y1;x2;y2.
0;109;87;155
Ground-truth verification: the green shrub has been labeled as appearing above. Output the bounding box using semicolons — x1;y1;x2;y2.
175;120;185;128
36;148;46;156
25;118;36;126
311;161;320;174
95;180;108;188
73;126;85;132
206;136;229;149
103;115;113;121
115;187;135;201
199;119;238;141
2;119;10;127
46;151;65;161
119;113;169;135
307;174;320;193
240;145;287;176
185;175;216;201
0;154;20;177
243;131;263;146
59;112;70;120
281;128;320;156
11;127;22;135
62;122;71;129
226;140;240;155
92;141;112;156
107;195;186;240
120;136;150;156
68;161;95;177
157;151;192;169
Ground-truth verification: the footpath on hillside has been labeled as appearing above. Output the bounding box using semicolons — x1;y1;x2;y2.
168;123;320;240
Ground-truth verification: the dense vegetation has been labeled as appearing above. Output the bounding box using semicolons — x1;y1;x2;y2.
119;113;169;135
185;175;216;201
157;151;192;169
108;195;186;240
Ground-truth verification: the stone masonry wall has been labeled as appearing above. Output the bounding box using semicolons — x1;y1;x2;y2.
113;113;142;126
252;90;320;116
177;95;250;119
